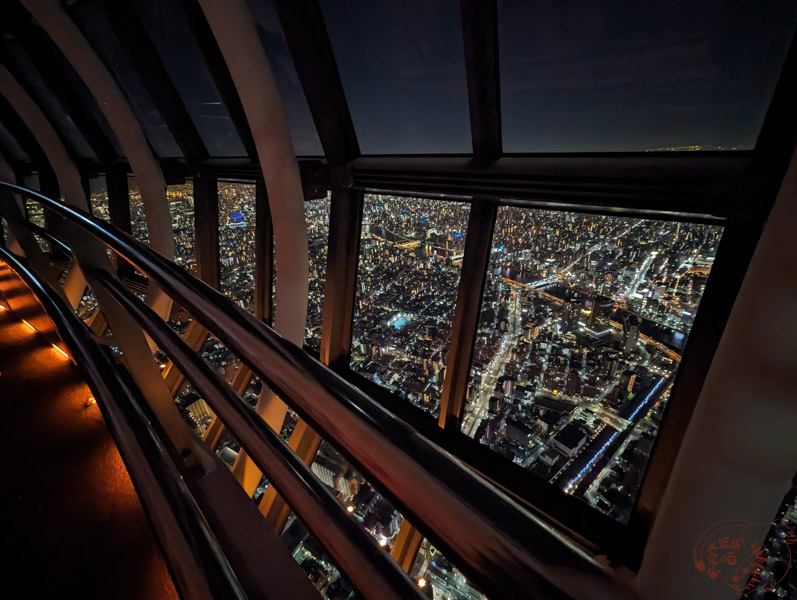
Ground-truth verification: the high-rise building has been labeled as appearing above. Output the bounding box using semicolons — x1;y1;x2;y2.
622;314;640;354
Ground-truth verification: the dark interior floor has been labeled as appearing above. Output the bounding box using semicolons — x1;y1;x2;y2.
0;263;177;600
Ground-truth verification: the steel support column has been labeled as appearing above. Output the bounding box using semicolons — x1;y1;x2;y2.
23;0;175;320
254;179;273;323
199;0;309;497
194;175;219;289
320;188;364;369
259;188;363;531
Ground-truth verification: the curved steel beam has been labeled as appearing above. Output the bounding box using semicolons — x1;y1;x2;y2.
0;65;87;306
22;0;174;319
197;0;310;493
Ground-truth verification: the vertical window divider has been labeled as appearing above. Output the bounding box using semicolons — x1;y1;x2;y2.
439;198;497;432
254;179;273;323
194;174;219;289
320;187;364;369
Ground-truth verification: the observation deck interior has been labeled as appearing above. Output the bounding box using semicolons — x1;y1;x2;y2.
0;2;796;600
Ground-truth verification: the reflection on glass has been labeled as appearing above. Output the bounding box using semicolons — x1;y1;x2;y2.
351;194;470;417
465;206;723;522
218;181;257;312
411;539;486;600
128;176;150;246
167;182;197;275
89;176;110;222
305;195;330;352
66;0;183;157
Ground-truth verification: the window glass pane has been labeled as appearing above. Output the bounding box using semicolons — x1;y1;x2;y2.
320;0;471;154
67;0;183;157
133;0;247;157
89;175;110;222
168;182;197;275
352;194;470;417
465;206;723;522
280;514;359;598
311;440;404;551
499;1;797;152
412;539;486;599
0;121;30;161
245;0;323;156
305;194;330;352
218;181;257;311
127;176;150;246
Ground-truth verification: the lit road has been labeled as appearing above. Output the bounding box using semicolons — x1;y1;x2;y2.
625;251;657;299
464;336;513;438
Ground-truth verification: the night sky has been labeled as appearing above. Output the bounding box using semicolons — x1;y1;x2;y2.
320;0;797;154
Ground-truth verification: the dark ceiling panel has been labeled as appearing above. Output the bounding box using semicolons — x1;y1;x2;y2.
319;0;472;155
0;2;119;162
177;0;257;159
0;94;47;164
66;0;184;158
0;41;95;160
133;0;247;158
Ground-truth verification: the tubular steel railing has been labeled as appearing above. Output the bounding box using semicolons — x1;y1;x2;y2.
0;182;640;600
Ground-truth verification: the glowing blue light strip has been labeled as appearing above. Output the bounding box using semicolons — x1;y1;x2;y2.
565;378;664;493
565;432;618;493
627;378;664;422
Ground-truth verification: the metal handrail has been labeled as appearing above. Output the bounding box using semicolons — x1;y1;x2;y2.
0;182;640;600
0;245;247;600
94;269;424;600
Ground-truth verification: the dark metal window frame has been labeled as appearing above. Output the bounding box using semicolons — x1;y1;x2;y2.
324;181;761;568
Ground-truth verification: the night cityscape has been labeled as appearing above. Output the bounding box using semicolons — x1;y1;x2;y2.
81;182;726;597
35;178;729;597
352;194;722;523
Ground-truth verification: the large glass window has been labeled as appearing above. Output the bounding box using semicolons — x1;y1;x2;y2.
411;539;486;600
218;181;257;312
351;194;470;417
167;182;197;276
498;1;797;152
88;176;110;222
319;0;472;154
127;177;149;246
465;206;722;522
305;194;330;352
